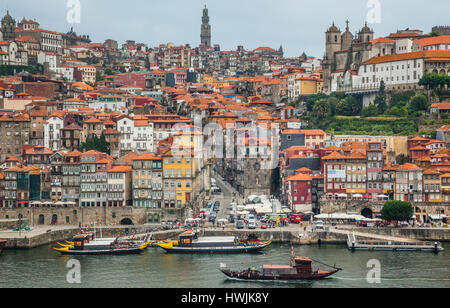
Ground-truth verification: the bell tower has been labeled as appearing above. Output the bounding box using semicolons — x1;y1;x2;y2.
200;5;211;47
1;11;16;41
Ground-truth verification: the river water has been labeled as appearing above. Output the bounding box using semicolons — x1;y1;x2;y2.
1;243;449;288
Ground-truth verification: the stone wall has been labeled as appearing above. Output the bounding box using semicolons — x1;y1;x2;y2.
0;207;149;227
0;218;29;230
203;230;347;245
5;228;79;249
319;200;450;216
319;200;384;214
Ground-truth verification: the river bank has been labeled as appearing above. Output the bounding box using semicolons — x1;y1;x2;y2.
1;224;449;249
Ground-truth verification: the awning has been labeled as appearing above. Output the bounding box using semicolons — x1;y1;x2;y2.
377;195;389;198
429;214;445;220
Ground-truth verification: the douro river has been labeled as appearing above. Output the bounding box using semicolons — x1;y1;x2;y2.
1;243;449;288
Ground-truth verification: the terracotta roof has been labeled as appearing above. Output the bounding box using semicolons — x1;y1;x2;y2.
287;173;312;182
133;154;162;161
108;166;132;173
398;163;421;170
414;36;450;47
363;50;450;65
431;102;450;110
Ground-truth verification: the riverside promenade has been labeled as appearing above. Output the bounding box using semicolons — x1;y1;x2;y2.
1;223;449;249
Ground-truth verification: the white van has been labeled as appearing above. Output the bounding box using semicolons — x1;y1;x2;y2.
245;214;256;224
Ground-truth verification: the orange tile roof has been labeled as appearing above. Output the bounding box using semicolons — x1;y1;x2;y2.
300;129;326;136
371;37;395;44
398;163;421;170
414;35;450;47
323;152;348;160
109;166;132;173
363;50;450;65
286;173;312;182
431;102;450;110
133;154;162;161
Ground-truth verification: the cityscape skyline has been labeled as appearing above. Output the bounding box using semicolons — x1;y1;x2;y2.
2;0;450;58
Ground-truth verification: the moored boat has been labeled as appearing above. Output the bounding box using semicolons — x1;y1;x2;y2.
54;233;150;255
155;231;272;254
220;256;341;281
0;239;7;254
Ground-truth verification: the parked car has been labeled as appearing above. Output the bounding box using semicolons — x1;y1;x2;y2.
248;221;257;230
313;220;325;232
260;222;268;229
236;220;245;229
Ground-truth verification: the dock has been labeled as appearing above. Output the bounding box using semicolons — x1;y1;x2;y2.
346;232;444;252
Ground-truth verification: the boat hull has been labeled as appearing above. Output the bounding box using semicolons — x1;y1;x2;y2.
156;241;271;254
54;247;145;255
0;239;6;254
220;269;340;281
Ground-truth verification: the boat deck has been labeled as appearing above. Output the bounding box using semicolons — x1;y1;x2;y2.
347;232;444;252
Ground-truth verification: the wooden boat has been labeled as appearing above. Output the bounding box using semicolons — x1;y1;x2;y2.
155;231;272;254
220;256;341;281
54;233;150;255
0;239;7;254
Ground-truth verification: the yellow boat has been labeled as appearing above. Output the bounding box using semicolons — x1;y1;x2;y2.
155;231;272;254
56;242;73;248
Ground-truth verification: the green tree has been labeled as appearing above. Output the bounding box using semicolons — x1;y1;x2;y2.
361;105;378;117
336;95;362;116
306;93;327;112
312;98;330;120
409;94;429;112
381;201;414;223
96;71;103;82
389;106;408;118
374;80;387;114
104;67;113;76
327;97;339;116
80;134;111;155
419;73;450;92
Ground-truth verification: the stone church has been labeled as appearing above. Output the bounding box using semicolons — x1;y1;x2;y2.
322;21;396;94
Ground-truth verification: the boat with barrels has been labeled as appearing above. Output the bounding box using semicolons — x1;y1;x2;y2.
54;232;150;255
0;239;7;254
155;231;272;254
220;255;341;281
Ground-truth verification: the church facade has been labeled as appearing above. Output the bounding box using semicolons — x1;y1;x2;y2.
322;21;429;95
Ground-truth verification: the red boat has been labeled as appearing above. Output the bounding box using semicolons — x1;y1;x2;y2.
0;239;7;254
221;256;341;281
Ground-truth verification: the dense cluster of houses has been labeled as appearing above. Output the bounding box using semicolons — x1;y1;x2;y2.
0;8;449;226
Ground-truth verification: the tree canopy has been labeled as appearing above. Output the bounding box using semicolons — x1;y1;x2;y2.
419;73;450;90
381;201;414;222
80;134;111;155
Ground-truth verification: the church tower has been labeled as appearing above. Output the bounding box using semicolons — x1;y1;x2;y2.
357;22;374;43
323;22;342;94
341;20;354;51
1;11;16;41
200;5;211;47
